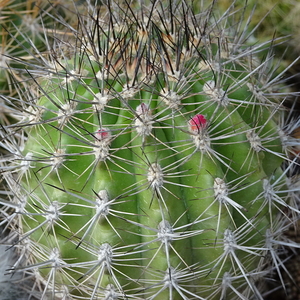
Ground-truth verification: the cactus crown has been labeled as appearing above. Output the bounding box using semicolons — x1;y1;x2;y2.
1;0;300;299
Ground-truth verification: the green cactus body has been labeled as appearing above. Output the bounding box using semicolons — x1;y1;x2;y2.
1;1;299;299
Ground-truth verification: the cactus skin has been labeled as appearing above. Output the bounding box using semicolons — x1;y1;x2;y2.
1;1;300;299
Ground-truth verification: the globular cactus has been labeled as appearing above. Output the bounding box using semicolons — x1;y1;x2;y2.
1;1;300;299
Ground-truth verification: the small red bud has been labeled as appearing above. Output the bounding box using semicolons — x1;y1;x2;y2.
189;114;207;132
95;128;111;141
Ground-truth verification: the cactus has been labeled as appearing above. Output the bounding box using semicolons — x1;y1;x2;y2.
1;0;300;299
